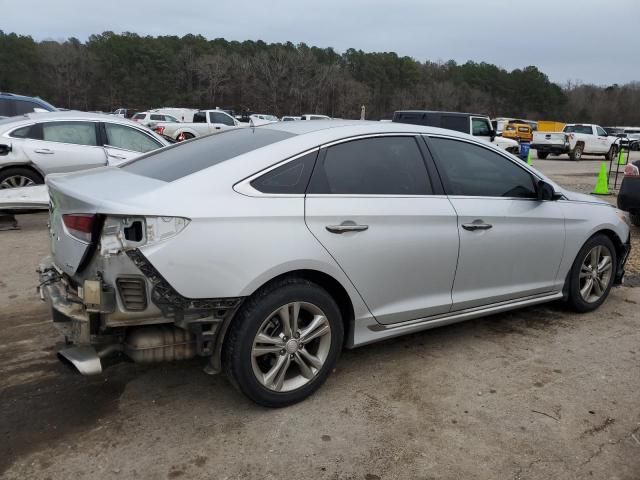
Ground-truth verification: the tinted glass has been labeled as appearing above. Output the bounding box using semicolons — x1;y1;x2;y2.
308;136;430;195
250;151;317;194
429;137;536;198
122;128;295;182
42;121;98;146
193;112;206;123
0;99;13;117
9;125;34;138
441;115;468;133
132;113;146;120
596;126;607;136
105;123;161;153
210;112;235;126
150;114;163;121
15;101;44;115
471;118;492;136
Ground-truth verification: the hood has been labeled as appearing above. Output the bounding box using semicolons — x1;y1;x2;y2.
558;188;611;206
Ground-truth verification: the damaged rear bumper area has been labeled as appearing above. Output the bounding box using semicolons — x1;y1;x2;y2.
38;251;243;375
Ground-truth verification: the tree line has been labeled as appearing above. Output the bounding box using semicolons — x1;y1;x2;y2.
1;30;639;126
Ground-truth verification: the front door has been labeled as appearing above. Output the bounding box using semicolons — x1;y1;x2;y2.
304;135;460;325
427;136;565;311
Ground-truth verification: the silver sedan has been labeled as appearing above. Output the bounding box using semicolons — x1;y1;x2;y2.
38;120;630;407
0;111;169;189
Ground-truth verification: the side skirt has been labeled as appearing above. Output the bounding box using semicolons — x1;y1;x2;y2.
351;291;564;347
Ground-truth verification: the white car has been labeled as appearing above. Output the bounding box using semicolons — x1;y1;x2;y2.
300;114;331;121
0;112;169;188
281;116;301;122
532;123;619;160
37;120;630;407
154;109;244;141
250;114;279;125
132;111;180;127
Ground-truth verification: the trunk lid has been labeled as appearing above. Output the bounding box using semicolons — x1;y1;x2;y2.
47;167;167;276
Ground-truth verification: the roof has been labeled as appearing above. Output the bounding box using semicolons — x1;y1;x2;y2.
393;110;486;118
0;111;147;131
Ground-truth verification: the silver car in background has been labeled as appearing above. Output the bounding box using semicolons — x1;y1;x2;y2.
38;120;631;407
0;112;169;188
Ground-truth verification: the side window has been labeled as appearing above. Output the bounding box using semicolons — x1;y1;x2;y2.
596;126;607;136
429;137;537;198
0;99;14;117
307;136;431;195
209;112;235;126
471;117;492;136
9;125;37;139
42;122;98;146
132;113;146;120
150;114;164;121
193;112;207;123
250;151;317;194
104;123;161;153
15;101;45;115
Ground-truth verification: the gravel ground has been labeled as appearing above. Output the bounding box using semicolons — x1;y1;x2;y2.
0;153;639;480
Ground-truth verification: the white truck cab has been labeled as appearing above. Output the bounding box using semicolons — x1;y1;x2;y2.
153;109;244;141
531;123;618;161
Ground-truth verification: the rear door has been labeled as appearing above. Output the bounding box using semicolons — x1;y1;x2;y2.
305;135;460;325
427;135;565;310
209;111;237;132
595;125;610;153
470;116;494;143
103;122;164;161
22;120;106;174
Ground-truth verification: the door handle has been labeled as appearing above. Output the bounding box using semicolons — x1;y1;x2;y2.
108;153;127;160
34;148;54;154
326;222;369;234
462;222;493;231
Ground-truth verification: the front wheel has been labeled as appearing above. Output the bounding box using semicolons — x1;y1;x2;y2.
223;278;343;407
606;145;618;162
537;151;549;160
566;234;617;313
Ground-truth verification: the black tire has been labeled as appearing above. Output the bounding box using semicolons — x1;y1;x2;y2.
223;277;343;407
605;145;618;162
630;213;640;227
569;144;583;161
0;167;44;189
566;234;617;313
176;132;194;142
631;142;639;152
537;151;549;160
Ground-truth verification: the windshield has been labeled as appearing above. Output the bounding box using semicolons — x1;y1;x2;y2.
121;128;295;182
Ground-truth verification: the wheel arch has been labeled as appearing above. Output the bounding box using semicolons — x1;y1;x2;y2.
211;268;357;373
0;163;45;183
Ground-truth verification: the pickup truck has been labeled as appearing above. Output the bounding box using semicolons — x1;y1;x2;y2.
152;109;245;141
531;123;619;161
393;110;520;155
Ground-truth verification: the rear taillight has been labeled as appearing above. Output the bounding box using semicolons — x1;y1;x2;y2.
63;214;96;243
154;126;165;135
624;164;639;176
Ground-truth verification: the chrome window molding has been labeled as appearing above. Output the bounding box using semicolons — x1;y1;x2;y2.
233;147;320;198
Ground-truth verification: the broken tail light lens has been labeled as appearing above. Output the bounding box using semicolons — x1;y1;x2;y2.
623;164;639;176
63;214;96;243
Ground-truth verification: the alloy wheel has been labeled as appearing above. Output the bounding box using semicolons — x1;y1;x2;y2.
579;245;613;303
251;301;332;392
0;175;36;189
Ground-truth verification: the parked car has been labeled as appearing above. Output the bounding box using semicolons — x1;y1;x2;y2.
622;129;640;151
37;120;630;407
250;114;279;126
531;123;619;160
617;160;640;226
153;109;244;141
111;108;139;119
0;112;169;188
132;111;180;127
393;110;520;154
300;114;331;120
0;92;57;118
491;117;535;134
151;107;199;123
501;122;533;143
281;116;301;121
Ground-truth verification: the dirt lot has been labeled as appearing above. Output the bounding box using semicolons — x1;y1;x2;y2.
1;152;639;480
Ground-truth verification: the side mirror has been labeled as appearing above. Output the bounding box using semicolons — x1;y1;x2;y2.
536;180;556;201
0;144;12;156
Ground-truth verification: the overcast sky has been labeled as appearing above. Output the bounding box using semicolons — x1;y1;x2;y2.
2;0;638;85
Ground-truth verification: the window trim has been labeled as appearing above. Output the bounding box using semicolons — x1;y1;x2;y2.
424;134;543;201
13;120;103;148
233;147;320;198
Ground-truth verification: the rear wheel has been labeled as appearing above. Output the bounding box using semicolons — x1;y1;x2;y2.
566;234;616;312
537;151;549;160
176;132;194;141
569;144;583;161
223;277;343;407
0;167;44;189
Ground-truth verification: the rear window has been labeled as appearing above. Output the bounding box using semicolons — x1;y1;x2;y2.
564;125;592;134
121;128;294;182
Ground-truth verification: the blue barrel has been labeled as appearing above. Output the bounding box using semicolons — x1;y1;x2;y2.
519;141;530;161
